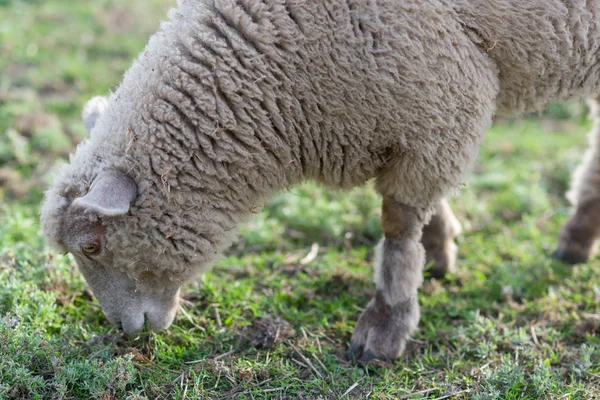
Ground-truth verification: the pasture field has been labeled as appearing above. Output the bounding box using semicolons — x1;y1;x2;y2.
0;1;598;398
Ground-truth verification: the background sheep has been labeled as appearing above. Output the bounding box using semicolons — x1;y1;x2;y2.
41;0;600;364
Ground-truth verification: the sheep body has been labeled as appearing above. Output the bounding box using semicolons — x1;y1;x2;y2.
41;0;600;361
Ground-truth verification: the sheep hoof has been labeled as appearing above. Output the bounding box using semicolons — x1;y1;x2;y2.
553;202;600;265
427;266;449;279
553;227;592;265
424;240;458;279
345;345;387;365
345;343;363;362
425;251;455;279
346;342;393;366
347;296;417;365
552;248;589;265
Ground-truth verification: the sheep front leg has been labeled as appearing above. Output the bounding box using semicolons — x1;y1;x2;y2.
554;98;600;263
347;197;425;364
421;199;462;278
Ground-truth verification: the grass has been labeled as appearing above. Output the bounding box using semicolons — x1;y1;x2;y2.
0;1;599;399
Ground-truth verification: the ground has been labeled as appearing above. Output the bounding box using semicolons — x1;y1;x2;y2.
0;1;599;399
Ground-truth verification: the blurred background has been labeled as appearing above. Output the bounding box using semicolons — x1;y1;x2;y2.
0;1;598;398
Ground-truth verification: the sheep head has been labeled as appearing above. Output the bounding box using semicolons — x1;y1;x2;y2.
41;97;181;333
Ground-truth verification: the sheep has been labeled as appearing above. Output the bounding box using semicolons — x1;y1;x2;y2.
40;0;600;364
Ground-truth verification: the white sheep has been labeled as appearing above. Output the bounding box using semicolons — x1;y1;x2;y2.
41;0;600;363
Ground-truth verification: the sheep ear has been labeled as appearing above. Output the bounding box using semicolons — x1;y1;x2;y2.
82;96;108;133
72;171;137;217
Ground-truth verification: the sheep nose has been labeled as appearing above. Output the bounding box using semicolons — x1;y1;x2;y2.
101;289;180;333
106;307;177;333
103;310;145;333
142;288;180;331
145;306;178;331
109;309;177;333
120;313;146;333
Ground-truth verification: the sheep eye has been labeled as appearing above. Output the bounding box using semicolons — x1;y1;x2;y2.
82;243;100;256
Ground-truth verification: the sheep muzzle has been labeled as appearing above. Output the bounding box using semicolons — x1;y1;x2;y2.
75;257;180;333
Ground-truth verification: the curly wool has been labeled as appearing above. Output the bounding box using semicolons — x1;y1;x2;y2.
41;0;600;287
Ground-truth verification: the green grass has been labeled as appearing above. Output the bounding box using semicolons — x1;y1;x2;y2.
1;1;599;399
